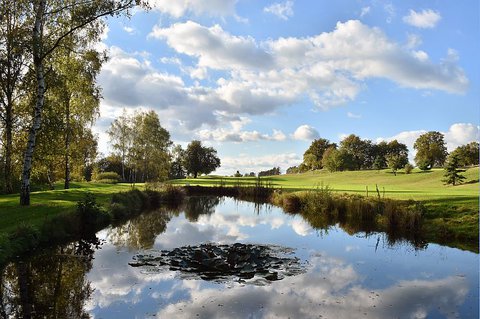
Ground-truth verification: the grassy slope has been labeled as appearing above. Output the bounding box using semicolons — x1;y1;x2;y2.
171;167;479;244
1;168;478;244
171;167;478;205
0;182;136;234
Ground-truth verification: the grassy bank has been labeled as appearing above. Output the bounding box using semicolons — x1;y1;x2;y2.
1;167;478;263
0;185;184;265
173;167;479;249
171;167;478;202
0;182;138;235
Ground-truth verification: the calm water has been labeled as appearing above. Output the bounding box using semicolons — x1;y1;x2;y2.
1;197;478;318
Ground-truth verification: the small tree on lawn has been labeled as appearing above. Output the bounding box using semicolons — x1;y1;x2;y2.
442;153;466;186
386;154;408;176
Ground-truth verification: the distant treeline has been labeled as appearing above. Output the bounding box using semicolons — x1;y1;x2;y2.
287;132;478;174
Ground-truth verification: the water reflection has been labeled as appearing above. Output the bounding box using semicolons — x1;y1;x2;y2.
184;197;221;222
0;238;99;319
108;208;175;250
1;197;478;318
154;256;469;319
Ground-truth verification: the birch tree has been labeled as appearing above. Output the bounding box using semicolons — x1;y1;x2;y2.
20;0;144;205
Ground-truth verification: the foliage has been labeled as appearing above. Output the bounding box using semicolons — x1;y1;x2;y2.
322;148;354;172
107;110;172;183
404;163;414;174
302;138;336;170
258;167;281;177
168;144;186;179
94;171;121;183
449;142;479;166
386;154;408;176
414;131;447;170
107;109;132;181
183;140;221;178
372;155;386;170
339;134;374;170
0;0;145;203
442;153;466;186
286;166;300;174
318;137;409;172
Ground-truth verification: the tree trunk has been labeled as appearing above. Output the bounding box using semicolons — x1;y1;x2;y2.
4;97;14;194
0;270;7;319
20;0;46;206
121;150;125;182
64;97;71;189
2;6;16;195
16;261;32;319
194;171;198;178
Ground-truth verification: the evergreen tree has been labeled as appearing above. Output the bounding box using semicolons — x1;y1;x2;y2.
442;153;466;186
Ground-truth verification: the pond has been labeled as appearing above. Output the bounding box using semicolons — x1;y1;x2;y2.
1;196;478;318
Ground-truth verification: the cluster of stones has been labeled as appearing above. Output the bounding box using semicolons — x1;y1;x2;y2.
130;243;305;284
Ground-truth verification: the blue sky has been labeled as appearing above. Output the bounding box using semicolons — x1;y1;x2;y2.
95;0;479;175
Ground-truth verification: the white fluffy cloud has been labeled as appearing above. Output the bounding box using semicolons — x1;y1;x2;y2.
292;125;320;141
376;123;479;162
149;0;237;17
97;20;469;147
444;123;480;150
150;19;468;114
149;21;274;70
403;9;441;28
219;153;302;175
264;1;294;20
196;116;286;142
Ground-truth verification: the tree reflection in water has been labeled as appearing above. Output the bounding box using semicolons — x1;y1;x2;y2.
0;238;100;319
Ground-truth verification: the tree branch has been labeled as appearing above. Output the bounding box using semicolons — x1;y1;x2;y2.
42;1;137;60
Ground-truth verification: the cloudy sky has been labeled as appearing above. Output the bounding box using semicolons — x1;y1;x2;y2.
96;0;479;175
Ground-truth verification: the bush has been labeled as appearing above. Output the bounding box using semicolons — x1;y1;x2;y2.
76;193;110;234
95;171;121;182
8;224;40;254
404;163;414;174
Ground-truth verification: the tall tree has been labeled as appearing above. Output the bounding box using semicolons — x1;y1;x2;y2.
443;153;466;186
50;44;102;189
0;0;29;194
302;138;336;170
450;142;479;166
169;144;186;179
339;134;374;170
131;110;171;182
385;140;409;176
183;140;221;178
20;0;143;205
107;110;171;183
414;131;447;170
107;110;132;181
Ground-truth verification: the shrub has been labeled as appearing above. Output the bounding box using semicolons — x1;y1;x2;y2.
95;171;121;182
404;163;414;174
281;193;302;213
8;224;40;254
76;193;110;234
161;184;185;205
96;179;119;184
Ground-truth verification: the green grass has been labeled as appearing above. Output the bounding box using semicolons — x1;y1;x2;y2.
172;167;479;247
171;167;479;208
0;182;139;234
1;167;478;250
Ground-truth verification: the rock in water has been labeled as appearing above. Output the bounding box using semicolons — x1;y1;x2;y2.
129;243;305;285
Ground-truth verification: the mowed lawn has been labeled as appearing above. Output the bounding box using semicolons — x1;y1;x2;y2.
0;182;137;234
171;167;479;209
1;167;478;236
